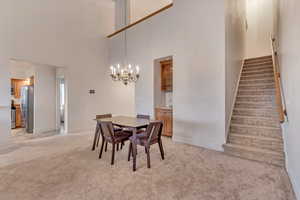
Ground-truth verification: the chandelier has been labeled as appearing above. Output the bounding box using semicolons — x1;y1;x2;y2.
110;64;140;85
110;0;140;85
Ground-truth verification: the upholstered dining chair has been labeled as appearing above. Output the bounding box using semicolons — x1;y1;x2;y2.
128;121;164;171
136;114;150;132
99;121;131;165
92;114;121;151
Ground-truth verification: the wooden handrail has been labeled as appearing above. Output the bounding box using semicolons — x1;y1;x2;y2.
107;3;173;38
270;37;286;123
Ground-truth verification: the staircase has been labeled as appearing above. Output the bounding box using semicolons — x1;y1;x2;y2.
224;55;285;167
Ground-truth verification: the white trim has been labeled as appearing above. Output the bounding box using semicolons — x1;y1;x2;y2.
286;167;300;200
172;135;223;152
282;124;299;200
225;59;245;141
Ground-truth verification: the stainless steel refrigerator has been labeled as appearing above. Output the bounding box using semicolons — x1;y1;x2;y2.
20;85;34;133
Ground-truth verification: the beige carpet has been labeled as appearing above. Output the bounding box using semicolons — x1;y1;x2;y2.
0;132;296;200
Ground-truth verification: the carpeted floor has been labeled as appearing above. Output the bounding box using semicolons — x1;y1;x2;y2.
0;132;296;200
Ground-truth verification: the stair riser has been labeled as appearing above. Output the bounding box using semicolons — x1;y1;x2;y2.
231;117;280;128
244;60;273;66
240;79;274;85
230;125;282;139
244;62;273;67
235;103;276;109
233;109;279;119
238;90;275;96
242;70;274;76
224;145;284;167
243;65;273;71
239;85;275;90
241;74;274;80
228;136;283;153
245;57;272;63
236;96;275;102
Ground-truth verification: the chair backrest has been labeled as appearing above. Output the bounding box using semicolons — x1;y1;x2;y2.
145;121;163;143
96;113;112;120
99;121;115;142
137;114;150;120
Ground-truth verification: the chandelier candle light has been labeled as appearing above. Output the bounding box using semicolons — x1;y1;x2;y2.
110;64;140;85
109;0;140;85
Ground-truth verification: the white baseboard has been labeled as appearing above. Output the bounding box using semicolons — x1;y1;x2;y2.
33;129;58;134
172;135;223;152
286;168;300;200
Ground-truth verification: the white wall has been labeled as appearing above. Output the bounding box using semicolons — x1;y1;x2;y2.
0;0;135;146
110;0;226;151
278;0;300;198
34;65;57;133
10;60;35;79
114;0;129;29
130;0;172;23
225;0;246;137
0;1;12;146
245;0;275;58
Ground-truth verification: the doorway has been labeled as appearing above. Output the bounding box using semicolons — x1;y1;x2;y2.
10;59;66;139
153;56;173;138
58;77;66;133
56;68;68;134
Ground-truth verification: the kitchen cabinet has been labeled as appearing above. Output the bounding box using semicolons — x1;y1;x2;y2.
161;60;173;92
155;108;173;137
11;79;26;99
15;104;23;128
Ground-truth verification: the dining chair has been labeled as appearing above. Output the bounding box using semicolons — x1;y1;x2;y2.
99;121;132;165
128;121;165;171
137;114;150;131
92;114;121;151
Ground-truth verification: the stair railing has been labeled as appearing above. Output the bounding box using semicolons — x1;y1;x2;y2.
270;37;287;123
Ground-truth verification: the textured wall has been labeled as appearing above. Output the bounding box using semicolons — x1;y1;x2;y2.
0;0;135;145
278;0;300;198
110;0;226;151
225;0;246;137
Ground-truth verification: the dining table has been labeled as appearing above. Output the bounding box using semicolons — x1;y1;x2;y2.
92;116;151;151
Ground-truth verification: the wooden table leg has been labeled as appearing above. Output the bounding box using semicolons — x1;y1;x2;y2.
92;122;100;151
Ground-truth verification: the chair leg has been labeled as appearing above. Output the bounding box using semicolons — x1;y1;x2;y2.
99;137;105;159
121;142;124;150
146;146;151;168
132;143;137;171
96;131;100;147
128;142;132;161
145;147;147;154
105;142;108;152
92;124;100;151
117;143;119;151
111;143;115;165
158;140;165;160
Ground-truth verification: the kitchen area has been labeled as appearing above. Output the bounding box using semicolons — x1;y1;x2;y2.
11;77;34;134
9;59;59;137
154;58;173;137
